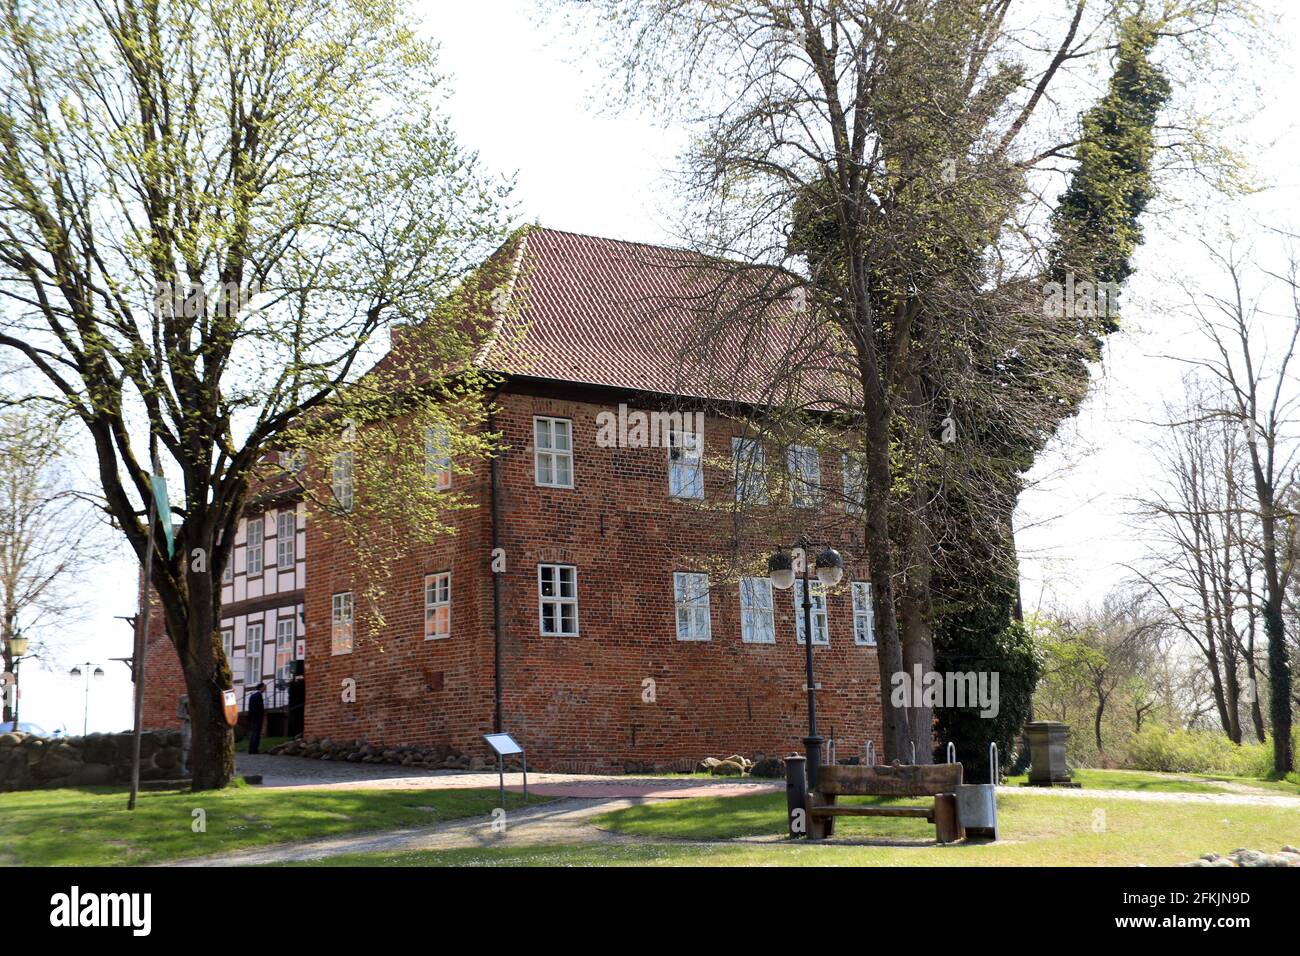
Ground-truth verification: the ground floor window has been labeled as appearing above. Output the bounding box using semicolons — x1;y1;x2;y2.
673;572;712;641
538;564;578;636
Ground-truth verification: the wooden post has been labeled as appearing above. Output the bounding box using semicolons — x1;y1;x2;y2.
934;793;964;844
785;754;807;838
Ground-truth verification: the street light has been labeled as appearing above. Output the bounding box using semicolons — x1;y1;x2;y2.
6;630;29;729
70;662;105;737
769;539;843;791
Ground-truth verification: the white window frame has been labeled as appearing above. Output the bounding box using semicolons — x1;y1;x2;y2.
425;425;452;490
332;450;354;512
245;516;263;575
732;437;768;503
221;627;234;661
739;576;775;644
852;581;876;646
222;560;233;583
843;453;866;514
534;417;574;489
668;429;703;499
788;445;822;507
537;564;579;636
425;571;452;640
793;580;830;646
331;591;354;655
275;618;295;681
673;572;712;641
276;509;296;569
245;623;263;685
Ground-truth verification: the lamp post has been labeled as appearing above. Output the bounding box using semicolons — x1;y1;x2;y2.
7;630;29;729
768;539;844;791
70;663;105;737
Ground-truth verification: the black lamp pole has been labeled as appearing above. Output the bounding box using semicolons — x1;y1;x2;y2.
799;539;823;791
769;538;842;794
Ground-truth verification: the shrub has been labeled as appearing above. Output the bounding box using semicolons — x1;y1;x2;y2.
1125;726;1277;777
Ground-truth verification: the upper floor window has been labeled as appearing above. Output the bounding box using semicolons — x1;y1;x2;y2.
739;576;775;644
852;581;875;645
332;451;355;512
732;437;767;503
245;622;263;684
276;509;296;569
843;453;866;514
538;564;578;635
331;591;354;655
534;417;573;488
221;627;233;661
222;559;233;584
673;572;712;641
788;445;821;507
668;430;703;499
246;516;263;575
793;580;829;646
425;572;451;640
425;425;452;490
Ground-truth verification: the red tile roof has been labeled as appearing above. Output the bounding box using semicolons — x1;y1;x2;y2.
469;227;832;405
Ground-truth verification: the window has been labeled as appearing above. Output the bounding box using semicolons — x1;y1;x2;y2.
793;580;829;645
222;560;233;583
534;417;573;488
331;591;354;654
277;509;296;569
843;453;865;514
280;448;306;473
788;445;821;507
332;451;354;512
852;581;875;645
425;425;452;490
668;429;703;499
245;516;263;575
538;564;578;636
245;623;263;684
673;572;712;641
221;628;233;661
424;572;451;640
739;576;775;644
732;437;767;503
276;619;295;681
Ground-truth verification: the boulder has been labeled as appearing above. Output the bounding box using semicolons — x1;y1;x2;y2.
750;757;786;779
710;760;744;776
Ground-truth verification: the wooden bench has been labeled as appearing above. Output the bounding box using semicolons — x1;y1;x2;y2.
804;763;965;843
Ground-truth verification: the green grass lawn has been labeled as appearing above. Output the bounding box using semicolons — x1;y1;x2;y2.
587;790;1300;866
235;735;290;754
0;785;538;866
1001;767;1300;796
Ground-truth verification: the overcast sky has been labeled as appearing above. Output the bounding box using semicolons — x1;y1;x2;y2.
16;0;1299;735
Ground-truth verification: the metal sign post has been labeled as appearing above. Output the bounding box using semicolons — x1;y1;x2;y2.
483;732;526;806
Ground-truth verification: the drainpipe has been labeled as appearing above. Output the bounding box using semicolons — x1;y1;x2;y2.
488;398;504;734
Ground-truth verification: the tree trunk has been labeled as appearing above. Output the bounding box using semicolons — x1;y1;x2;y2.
899;513;935;764
1094;694;1106;756
862;397;910;763
172;610;235;791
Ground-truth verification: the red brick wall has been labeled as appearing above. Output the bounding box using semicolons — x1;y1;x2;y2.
304;385;884;772
140;587;186;731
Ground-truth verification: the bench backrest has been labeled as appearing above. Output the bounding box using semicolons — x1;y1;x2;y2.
817;763;963;796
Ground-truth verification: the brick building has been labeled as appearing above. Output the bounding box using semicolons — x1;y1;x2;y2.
144;227;885;771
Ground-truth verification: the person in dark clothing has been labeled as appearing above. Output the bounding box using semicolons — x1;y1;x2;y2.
247;683;265;755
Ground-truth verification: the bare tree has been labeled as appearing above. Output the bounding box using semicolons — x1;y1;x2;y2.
0;406;101;723
1172;239;1299;773
561;0;1241;760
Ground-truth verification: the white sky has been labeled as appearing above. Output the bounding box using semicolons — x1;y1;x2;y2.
16;0;1299;734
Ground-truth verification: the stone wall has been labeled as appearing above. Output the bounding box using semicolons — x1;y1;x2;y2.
0;730;187;791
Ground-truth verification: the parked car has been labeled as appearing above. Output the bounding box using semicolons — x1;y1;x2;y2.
0;721;49;736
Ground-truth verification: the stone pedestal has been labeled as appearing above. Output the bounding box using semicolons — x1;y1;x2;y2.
1022;721;1080;788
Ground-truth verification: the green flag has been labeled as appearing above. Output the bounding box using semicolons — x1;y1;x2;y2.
150;474;174;557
